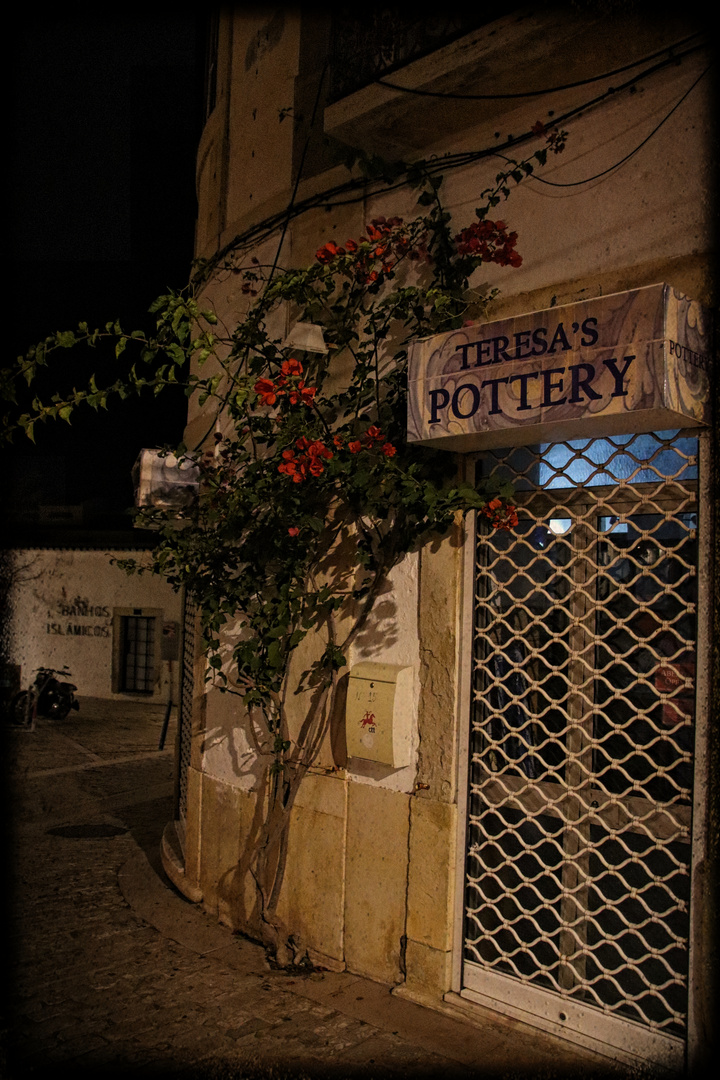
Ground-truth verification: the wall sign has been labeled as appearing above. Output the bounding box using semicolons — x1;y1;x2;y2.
47;595;111;638
407;284;711;451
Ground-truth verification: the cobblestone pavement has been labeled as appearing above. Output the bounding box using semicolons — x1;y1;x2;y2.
3;698;624;1079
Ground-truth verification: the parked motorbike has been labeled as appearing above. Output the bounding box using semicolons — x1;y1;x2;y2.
10;667;79;729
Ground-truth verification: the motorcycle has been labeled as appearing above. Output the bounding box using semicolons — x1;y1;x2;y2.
11;667;80;729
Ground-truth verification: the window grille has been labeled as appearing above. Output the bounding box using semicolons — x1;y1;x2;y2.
119;615;156;694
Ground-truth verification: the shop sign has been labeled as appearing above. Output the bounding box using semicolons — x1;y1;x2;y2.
407;284;711;451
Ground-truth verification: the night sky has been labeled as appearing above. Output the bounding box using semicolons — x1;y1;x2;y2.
6;13;204;532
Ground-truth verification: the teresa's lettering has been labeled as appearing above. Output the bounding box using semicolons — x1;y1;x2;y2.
580;317;599;346
547;323;571;354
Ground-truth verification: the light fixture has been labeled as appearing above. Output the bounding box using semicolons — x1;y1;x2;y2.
132;449;200;510
283;322;328;354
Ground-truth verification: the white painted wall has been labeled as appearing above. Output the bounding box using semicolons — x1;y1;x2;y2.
7;548;183;701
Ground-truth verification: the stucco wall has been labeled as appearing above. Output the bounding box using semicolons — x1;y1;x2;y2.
6;548;183;701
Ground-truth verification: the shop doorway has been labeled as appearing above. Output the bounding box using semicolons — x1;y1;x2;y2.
459;430;706;1069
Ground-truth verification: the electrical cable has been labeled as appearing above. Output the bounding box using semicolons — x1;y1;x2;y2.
375;33;703;100
194;42;708;277
519;64;711;188
278;44;708;215
190;63;330;452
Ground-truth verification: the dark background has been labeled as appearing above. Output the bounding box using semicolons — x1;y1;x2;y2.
5;12;205;538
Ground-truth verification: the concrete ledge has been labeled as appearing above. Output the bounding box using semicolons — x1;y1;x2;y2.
160;818;203;903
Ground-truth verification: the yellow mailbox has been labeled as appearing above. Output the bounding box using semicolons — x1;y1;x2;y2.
345;662;413;768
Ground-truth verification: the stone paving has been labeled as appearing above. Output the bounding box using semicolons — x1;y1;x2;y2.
3;698;631;1079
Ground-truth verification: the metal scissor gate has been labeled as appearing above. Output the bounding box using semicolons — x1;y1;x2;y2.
460;430;705;1069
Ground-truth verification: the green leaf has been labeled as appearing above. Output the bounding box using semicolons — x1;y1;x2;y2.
166;344;186;365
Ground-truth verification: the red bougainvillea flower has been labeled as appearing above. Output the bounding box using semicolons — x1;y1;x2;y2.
482;500;519;530
333;435;344;448
547;128;567;154
277;439;333;483
255;377;282;406
307;441;333;461
365;426;382;444
531;118;567;153
305;441;332;477
382;443;396;457
348;440;362;454
281;358;303;377
315;240;345;264
288;381;316;406
288;527;299;537
256;364;316;410
455;219;522;267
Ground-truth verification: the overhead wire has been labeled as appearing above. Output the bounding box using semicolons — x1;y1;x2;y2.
190;59;331;452
374;33;703;100
194;39;709;278
523;64;711;188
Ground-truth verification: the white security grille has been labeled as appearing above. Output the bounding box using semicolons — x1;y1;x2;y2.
463;431;698;1051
